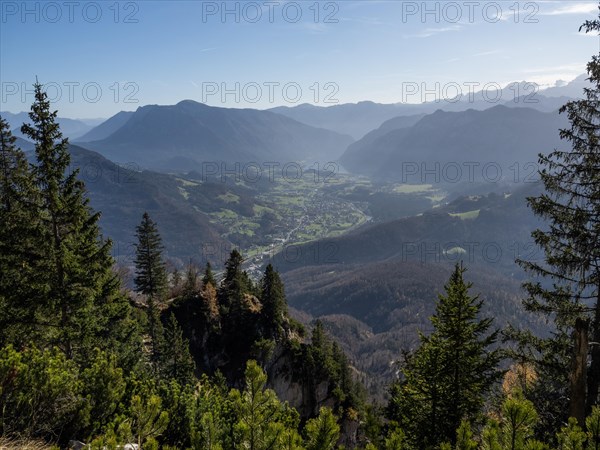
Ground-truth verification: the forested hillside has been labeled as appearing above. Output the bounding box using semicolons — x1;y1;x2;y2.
2;9;600;450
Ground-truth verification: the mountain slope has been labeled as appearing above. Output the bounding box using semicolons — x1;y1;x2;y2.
269;102;423;140
34;145;230;263
273;182;543;275
340;105;568;179
270;184;546;394
269;77;582;139
2;111;94;140
76;111;135;142
83;100;354;171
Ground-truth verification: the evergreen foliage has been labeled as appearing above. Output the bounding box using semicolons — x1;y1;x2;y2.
134;212;168;300
388;263;502;448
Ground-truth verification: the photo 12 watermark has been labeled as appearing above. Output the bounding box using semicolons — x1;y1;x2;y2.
200;81;339;105
1;1;140;24
400;240;542;264
398;161;540;184
198;161;339;184
401;2;539;24
201;1;339;24
1;81;140;105
400;81;539;104
197;241;341;265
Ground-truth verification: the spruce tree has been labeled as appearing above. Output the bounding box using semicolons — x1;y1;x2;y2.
388;263;501;448
134;212;168;300
0;116;45;347
218;249;246;314
161;313;196;385
218;250;258;352
260;264;287;338
513;11;600;422
20;83;131;361
203;261;216;288
146;297;165;373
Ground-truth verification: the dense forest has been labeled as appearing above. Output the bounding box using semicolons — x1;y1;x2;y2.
2;11;600;450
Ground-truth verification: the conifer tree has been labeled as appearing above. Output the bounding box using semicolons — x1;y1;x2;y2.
388;263;501;447
161;313;195;385
0;116;45;346
231;360;287;450
146;297;165;373
203;261;216;288
304;407;340;450
513;10;600;422
183;262;199;298
218;249;246;314
20;83;130;361
129;394;169;449
134;212;168;300
260;264;287;338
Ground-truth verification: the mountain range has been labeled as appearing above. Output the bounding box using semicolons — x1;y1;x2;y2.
80;100;354;171
7;89;576;395
1;111;98;140
270;76;585;139
340;105;569;180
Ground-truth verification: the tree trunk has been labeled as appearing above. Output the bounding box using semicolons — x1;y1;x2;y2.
571;317;588;425
586;290;600;415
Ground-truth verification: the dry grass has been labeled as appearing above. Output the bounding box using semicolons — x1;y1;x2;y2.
0;437;55;450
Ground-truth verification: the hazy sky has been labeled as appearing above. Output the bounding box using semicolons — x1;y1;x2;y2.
1;0;599;118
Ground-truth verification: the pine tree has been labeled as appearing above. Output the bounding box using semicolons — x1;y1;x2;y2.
129;394;169;449
260;264;287;338
19;83;131;361
388;263;502;448
304;407;340;450
161;313;195;385
512;11;600;423
231;360;287;450
134;212;168;300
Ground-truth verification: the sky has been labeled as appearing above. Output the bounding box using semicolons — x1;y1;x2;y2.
1;0;599;118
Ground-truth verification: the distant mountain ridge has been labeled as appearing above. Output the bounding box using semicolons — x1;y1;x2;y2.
82;100;354;171
1;111;96;140
22;144;230;263
269;76;584;139
76;111;134;142
340;105;569;180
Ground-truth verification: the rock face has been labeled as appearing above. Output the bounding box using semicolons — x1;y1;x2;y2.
264;344;360;446
264;344;335;418
168;290;361;446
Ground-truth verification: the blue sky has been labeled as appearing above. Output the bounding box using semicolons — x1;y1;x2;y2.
1;0;599;118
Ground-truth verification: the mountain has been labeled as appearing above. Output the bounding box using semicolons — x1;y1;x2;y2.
23;144;231;264
269;77;583;139
340;105;569;180
540;74;590;98
274;182;543;275
340;113;426;169
2;111;95;140
269;102;424;140
76;111;135;142
82;100;354;171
